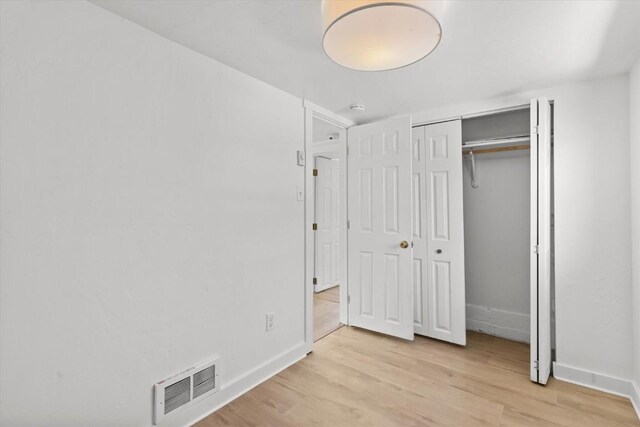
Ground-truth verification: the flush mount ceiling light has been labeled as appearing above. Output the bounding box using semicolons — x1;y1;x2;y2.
322;0;444;72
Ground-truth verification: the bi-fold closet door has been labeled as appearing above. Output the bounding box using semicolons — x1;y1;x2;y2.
411;121;467;345
345;99;551;385
530;97;552;384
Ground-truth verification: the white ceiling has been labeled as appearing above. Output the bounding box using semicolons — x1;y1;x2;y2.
91;0;640;123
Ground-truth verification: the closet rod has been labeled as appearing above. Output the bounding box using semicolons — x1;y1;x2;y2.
463;135;529;148
463;145;530;155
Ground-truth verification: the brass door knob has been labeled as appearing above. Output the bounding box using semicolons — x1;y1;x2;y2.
400;240;409;249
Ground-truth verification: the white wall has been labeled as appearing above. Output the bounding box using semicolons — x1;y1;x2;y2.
463;153;531;342
630;58;640;404
412;74;634;382
0;2;305;426
551;76;632;381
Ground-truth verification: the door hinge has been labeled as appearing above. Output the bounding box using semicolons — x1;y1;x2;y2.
347;295;350;304
312;223;317;231
534;125;540;134
312;277;317;285
533;360;539;370
347;220;351;229
533;245;540;254
312;168;318;176
346;145;350;155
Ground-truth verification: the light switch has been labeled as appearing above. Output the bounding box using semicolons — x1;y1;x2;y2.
296;186;304;201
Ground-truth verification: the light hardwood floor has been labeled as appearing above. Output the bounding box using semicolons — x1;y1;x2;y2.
197;327;639;426
313;286;342;342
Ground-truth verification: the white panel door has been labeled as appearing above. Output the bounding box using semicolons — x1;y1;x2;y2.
347;116;414;340
315;157;341;293
423;120;466;345
530;98;552;384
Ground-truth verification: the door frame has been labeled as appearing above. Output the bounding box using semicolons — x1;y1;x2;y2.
303;100;353;353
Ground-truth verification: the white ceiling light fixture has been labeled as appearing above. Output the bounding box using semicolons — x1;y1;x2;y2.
322;0;445;72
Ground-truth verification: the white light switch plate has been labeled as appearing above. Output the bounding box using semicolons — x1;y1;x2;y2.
296;186;304;201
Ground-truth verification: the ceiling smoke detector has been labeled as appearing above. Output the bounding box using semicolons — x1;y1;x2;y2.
350;104;366;112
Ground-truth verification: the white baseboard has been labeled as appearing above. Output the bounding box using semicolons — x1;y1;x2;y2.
630;381;640;421
466;304;529;343
159;343;307;427
553;362;640;421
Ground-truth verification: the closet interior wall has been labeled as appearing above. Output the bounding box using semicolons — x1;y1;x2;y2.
462;109;533;343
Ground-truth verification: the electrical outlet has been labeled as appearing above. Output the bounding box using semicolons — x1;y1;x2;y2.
266;313;274;331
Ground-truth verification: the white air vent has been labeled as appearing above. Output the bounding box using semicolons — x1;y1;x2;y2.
164;377;191;415
154;356;220;425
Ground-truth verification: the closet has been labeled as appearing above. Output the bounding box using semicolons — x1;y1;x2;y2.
344;98;552;384
461;108;533;345
410;100;553;384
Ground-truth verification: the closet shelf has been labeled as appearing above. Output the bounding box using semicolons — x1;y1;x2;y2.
462;135;530;155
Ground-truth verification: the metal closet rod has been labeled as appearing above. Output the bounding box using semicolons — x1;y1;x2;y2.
463;144;530;155
463;135;531;189
463;135;529;147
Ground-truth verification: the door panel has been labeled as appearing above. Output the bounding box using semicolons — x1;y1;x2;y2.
423;120;466;345
348;117;414;340
315;157;341;293
412;127;428;334
531;98;552;384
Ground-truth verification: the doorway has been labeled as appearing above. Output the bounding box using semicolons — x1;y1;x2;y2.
313;153;342;341
303;102;351;349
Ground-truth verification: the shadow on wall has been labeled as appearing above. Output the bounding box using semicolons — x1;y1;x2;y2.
587;1;640;77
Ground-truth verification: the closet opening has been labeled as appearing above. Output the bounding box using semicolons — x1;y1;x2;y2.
461;105;555;377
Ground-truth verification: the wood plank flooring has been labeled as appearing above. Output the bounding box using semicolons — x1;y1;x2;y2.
315;286;340;303
313;286;341;342
197;327;639;426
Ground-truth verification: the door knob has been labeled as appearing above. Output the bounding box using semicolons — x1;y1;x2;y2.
400;240;409;249
436;249;443;254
